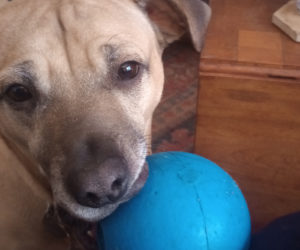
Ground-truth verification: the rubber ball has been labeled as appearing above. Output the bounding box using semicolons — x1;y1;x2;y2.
98;152;251;250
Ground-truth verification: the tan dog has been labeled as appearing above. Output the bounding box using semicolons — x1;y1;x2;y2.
0;0;211;249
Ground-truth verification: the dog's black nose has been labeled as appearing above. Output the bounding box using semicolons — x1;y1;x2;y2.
66;157;129;208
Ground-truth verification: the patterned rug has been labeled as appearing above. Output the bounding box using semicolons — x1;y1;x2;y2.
152;40;199;153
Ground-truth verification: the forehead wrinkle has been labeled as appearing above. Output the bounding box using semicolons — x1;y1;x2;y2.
56;5;76;77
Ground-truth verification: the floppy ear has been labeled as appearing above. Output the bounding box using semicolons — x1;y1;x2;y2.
135;0;211;52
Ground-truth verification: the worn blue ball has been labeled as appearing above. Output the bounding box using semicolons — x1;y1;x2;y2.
98;152;251;250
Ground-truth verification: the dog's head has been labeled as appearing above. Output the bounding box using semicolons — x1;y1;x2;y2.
0;0;210;221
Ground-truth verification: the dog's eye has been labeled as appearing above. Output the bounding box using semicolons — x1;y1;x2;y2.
5;84;33;102
118;61;140;81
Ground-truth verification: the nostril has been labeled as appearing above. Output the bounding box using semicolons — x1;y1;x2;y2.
108;177;127;202
111;178;124;191
86;192;100;204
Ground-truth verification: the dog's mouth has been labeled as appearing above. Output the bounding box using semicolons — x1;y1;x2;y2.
44;205;99;250
52;157;149;221
47;162;149;249
126;161;149;200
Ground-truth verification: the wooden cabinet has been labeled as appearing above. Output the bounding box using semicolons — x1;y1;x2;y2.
195;0;300;231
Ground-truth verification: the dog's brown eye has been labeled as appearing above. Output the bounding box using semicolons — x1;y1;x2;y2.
5;84;33;102
118;61;140;80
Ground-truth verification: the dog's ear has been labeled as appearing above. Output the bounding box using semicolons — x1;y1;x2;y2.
135;0;211;52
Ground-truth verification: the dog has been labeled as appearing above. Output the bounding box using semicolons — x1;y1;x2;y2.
0;0;211;249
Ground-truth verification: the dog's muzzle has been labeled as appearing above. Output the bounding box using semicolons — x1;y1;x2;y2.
65;157;129;208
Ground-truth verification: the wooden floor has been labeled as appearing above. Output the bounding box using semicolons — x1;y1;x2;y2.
195;0;300;231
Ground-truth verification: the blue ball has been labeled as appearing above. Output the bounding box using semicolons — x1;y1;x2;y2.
98;152;251;250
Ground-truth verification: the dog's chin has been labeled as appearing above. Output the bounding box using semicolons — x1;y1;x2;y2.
56;162;149;222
